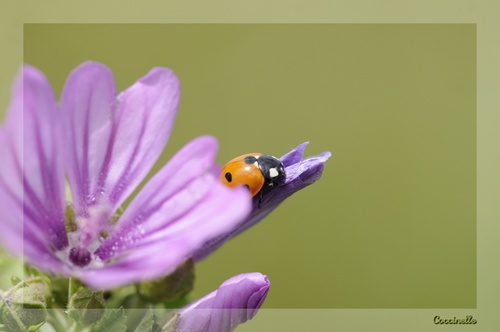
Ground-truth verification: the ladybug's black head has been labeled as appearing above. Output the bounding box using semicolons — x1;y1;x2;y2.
257;154;286;186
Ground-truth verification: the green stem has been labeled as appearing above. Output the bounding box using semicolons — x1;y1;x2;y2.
68;321;78;332
46;310;68;332
68;277;73;303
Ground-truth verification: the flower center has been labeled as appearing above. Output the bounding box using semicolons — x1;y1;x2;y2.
68;247;92;267
64;199;117;269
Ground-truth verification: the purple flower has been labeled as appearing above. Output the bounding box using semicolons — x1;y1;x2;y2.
176;272;270;332
194;143;332;260
0;62;252;289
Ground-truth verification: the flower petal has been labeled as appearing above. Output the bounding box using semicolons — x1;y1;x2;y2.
61;62;180;215
0;65;67;260
193;142;332;260
281;141;309;166
80;180;251;289
176;273;270;332
60;62;117;215
82;136;252;289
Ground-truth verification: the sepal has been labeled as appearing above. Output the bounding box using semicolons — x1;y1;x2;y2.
89;307;127;332
132;308;161;332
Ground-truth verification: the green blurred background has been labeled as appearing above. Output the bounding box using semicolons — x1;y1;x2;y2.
16;24;476;308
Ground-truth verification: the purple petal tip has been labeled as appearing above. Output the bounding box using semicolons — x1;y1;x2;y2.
193;142;331;260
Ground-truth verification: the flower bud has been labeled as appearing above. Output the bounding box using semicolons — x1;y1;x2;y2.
67;287;106;326
176;272;270;332
0;280;47;331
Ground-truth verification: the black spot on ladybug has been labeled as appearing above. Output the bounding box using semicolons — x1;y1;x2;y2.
243;184;250;191
244;156;258;164
225;172;232;183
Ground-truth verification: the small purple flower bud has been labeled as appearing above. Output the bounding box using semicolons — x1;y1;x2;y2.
176;273;270;332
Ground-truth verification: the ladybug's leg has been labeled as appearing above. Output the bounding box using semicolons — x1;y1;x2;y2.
257;189;263;209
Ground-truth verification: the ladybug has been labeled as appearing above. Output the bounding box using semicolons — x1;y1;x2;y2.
221;153;286;207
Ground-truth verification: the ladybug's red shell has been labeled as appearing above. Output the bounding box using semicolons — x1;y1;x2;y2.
220;153;264;197
220;153;286;199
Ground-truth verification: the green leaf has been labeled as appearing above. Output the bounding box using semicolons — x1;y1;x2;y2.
67;287;106;326
90;308;127;332
27;320;45;331
161;313;181;332
133;309;161;332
